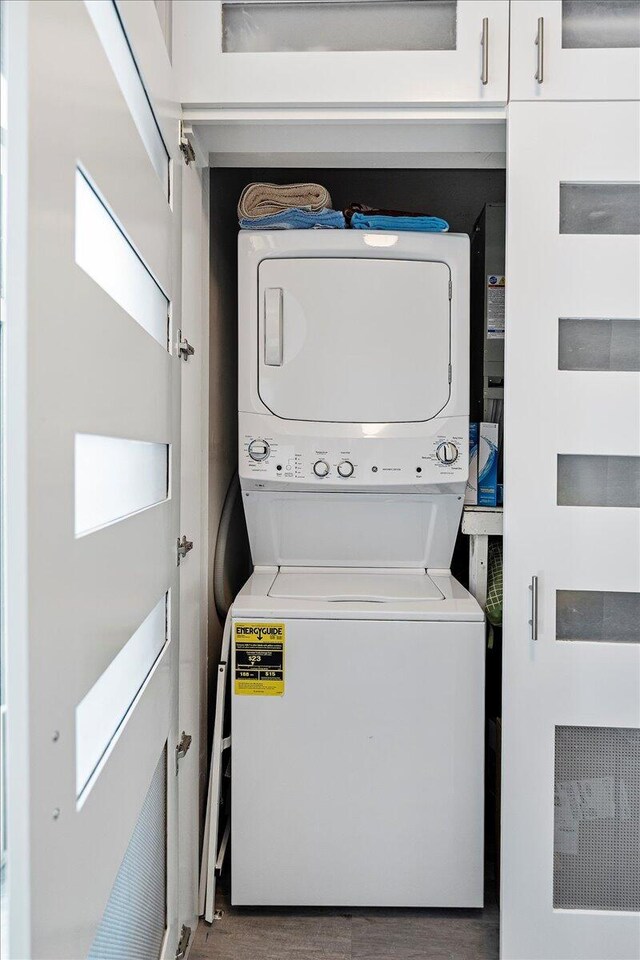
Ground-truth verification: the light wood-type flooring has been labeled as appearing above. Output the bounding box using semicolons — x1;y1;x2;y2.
191;880;499;960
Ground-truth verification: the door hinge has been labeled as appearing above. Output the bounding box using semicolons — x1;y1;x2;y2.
448;363;452;383
178;331;195;361
179;121;196;166
175;924;191;960
176;731;193;774
177;535;194;565
448;279;452;300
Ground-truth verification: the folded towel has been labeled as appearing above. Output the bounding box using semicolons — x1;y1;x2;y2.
238;182;332;219
350;212;449;232
345;203;449;232
239;208;346;230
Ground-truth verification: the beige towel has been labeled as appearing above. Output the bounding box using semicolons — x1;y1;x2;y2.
238;182;332;219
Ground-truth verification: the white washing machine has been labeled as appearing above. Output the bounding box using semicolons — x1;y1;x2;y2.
232;231;485;907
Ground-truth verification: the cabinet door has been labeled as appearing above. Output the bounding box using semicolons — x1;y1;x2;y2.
175;0;509;106
502;101;640;960
4;2;186;957
511;1;640;100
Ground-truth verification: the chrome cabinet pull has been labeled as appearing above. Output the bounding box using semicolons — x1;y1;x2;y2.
481;18;489;85
535;17;544;83
529;576;539;641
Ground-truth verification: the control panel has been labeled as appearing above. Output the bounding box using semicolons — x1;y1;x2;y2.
240;418;468;490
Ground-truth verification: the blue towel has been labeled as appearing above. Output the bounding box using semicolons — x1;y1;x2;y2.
350;212;449;233
239;208;346;230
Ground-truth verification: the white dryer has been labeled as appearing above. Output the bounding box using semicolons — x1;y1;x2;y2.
232;231;485;907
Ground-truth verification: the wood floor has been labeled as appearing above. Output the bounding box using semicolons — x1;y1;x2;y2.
191;885;499;960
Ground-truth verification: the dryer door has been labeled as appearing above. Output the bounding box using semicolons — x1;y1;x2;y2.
258;257;451;423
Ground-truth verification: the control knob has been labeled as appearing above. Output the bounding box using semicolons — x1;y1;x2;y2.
436;441;459;465
313;460;330;478
337;460;354;478
248;439;270;462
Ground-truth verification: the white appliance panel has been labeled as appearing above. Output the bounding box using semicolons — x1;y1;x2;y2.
240;412;468;493
258;257;451;424
234;568;484;622
269;568;444;602
242;491;463;568
231;615;485;906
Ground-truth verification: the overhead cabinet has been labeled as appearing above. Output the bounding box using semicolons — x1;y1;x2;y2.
175;1;510;107
510;0;640;101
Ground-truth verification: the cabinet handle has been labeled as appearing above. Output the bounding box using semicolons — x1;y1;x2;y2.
535;17;544;83
481;18;489;85
529;576;539;641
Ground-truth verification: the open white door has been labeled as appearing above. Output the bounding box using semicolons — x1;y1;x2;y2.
5;2;190;957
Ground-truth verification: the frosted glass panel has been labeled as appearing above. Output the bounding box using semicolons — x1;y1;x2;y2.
75;433;169;536
222;1;457;53
562;1;640;49
76;595;168;797
85;0;169;192
554;726;640;911
75;170;169;348
560;182;640;235
559;318;640;371
557;454;640;507
88;749;167;958
557;590;640;643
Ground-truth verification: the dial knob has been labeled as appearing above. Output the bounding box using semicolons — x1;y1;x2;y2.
248;439;270;462
337;460;354;478
313;459;330;478
436;441;459;465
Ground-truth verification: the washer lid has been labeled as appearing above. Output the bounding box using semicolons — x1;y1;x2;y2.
268;568;444;603
258;257;451;423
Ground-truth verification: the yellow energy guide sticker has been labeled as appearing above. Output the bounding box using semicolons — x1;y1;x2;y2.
234;622;285;696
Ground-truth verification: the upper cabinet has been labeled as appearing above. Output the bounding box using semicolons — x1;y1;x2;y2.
511;0;640;100
174;1;510;108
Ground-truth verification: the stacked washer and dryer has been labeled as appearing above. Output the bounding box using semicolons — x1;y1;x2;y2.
231;231;485;908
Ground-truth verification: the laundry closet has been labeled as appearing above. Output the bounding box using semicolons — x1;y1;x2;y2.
3;3;639;960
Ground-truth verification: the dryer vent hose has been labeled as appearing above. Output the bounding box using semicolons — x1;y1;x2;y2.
212;471;251;623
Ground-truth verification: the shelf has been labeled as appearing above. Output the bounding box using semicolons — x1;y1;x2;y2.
183;107;507;169
462;505;503;537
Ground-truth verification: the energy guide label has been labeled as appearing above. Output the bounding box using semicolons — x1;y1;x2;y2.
234;622;285;696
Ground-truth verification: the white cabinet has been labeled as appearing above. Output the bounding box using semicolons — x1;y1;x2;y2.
501;100;640;960
511;1;640;101
175;0;510;107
